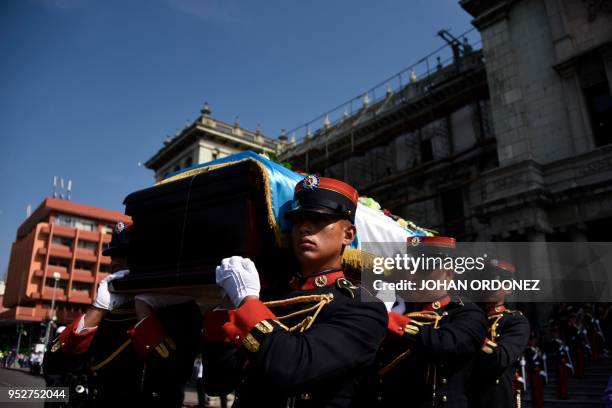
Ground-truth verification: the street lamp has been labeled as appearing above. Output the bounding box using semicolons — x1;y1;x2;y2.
43;272;61;349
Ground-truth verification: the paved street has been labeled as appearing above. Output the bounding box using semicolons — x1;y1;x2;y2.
0;368;45;408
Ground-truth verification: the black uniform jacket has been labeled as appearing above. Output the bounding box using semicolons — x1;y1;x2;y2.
373;296;488;408
202;269;388;408
468;305;530;408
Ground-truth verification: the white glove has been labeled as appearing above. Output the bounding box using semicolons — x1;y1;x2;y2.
92;269;130;310
215;256;260;308
376;287;396;312
134;293;193;310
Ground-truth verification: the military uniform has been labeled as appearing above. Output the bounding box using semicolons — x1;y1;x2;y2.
373;295;487;407
523;344;545;408
202;269;387;407
467;259;530;408
468;305;530;408
545;334;571;399
46;300;202;407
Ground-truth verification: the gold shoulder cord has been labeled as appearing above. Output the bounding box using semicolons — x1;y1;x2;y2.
263;294;334;333
489;314;504;339
379;310;445;376
90;339;132;372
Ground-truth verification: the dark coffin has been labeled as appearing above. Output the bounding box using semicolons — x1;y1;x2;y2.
112;160;295;294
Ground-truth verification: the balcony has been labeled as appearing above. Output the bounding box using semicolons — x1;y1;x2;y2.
68;292;92;304
72;269;95;283
48;245;73;259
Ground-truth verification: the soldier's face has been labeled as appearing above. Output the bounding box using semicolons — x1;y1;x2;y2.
291;212;356;270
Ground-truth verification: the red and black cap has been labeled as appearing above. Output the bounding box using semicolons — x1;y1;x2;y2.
285;175;359;223
406;236;457;266
102;221;132;257
407;236;456;251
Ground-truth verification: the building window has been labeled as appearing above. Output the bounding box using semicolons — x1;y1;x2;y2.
55;215;96;232
173;164;181;172
45;278;67;290
48;257;70;268
184;156;193;168
441;188;466;236
420;139;434;163
99;264;110;273
51;236;73;247
578;55;612;147
75;260;94;272
71;282;92;293
77;240;97;252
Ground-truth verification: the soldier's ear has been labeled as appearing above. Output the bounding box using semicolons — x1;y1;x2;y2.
342;222;356;246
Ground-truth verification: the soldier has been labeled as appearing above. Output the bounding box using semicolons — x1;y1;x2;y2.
565;312;587;378
197;175;388;407
546;324;571;399
524;333;545;408
46;221;202;407
375;236;488;407
468;259;530;408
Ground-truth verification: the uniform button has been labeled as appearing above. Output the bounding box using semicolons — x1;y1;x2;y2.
495;379;500;384
441;395;448;403
301;393;311;400
377;396;382;402
152;392;159;398
145;345;150;349
441;377;447;384
235;335;240;340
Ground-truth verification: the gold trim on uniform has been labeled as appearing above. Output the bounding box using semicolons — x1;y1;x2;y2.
255;320;275;334
432;301;441;310
155;343;169;358
243;333;261;352
405;324;420;335
51;340;62;353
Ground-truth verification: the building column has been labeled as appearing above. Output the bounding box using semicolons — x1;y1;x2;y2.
602;47;612;96
527;229;553;325
570;225;597;301
558;65;593;155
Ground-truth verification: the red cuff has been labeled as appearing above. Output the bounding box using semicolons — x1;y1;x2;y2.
128;313;168;359
203;309;239;344
232;298;276;341
387;312;411;337
202;299;276;347
58;316;97;354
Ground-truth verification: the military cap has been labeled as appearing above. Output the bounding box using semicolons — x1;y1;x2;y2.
285;174;359;223
102;221;132;257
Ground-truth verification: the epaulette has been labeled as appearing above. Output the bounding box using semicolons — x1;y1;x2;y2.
335;277;358;299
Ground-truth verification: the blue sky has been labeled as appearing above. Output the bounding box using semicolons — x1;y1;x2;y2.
0;0;473;277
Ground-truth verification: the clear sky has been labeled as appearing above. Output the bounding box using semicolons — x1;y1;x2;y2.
0;0;473;278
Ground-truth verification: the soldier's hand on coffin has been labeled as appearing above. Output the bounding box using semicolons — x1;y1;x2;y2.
215;256;260;308
92;269;130;311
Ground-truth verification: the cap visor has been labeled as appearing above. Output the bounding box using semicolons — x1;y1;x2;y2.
102;247;127;257
285;206;341;221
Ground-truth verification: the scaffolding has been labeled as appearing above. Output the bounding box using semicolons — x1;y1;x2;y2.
280;29;486;173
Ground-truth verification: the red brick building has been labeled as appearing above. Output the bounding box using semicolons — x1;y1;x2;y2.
1;198;130;325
